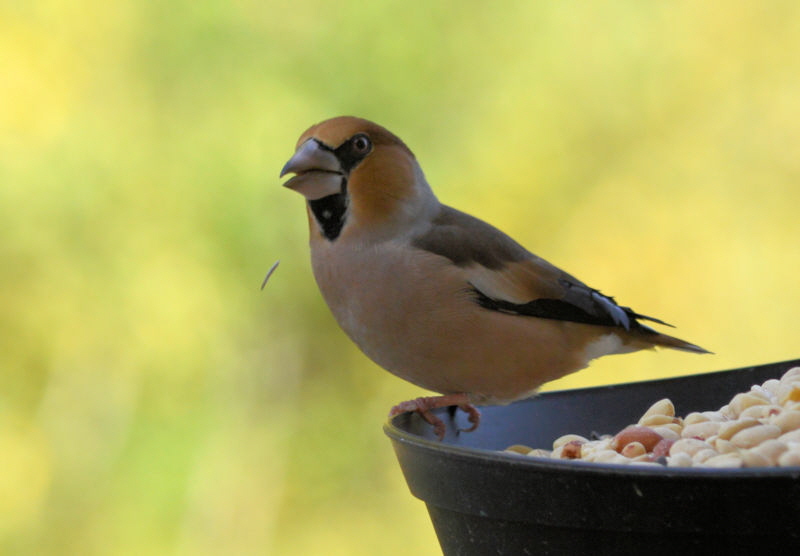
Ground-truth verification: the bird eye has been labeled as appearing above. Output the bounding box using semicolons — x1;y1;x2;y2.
352;134;371;154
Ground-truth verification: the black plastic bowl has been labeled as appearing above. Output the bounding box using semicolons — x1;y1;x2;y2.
385;358;800;555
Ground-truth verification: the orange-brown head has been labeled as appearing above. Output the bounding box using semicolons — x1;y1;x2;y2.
281;117;438;241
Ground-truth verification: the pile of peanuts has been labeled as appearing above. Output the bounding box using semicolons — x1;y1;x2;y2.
505;367;800;468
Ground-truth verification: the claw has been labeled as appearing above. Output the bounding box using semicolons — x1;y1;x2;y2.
457;403;481;433
389;393;482;440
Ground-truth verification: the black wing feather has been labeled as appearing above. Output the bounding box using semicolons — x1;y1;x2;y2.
471;278;671;331
414;205;673;332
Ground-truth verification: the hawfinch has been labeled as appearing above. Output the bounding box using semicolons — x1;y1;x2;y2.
281;116;709;438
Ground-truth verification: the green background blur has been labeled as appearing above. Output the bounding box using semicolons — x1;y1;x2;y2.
2;1;799;554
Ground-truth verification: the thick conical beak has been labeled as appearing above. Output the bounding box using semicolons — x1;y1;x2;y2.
280;139;344;200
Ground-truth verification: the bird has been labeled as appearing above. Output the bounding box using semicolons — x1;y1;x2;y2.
280;116;709;439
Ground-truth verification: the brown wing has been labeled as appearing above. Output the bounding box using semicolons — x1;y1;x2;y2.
412;205;670;331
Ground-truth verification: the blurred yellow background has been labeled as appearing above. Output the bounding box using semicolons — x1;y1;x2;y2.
2;1;799;554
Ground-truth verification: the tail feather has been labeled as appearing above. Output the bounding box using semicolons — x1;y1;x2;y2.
643;330;712;354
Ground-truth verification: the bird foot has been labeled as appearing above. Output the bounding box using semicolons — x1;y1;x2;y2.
389;393;481;440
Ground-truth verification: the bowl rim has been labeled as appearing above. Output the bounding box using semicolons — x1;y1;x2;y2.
385;358;800;479
385;417;800;479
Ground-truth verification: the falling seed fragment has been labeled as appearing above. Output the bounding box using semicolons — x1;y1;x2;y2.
261;260;280;290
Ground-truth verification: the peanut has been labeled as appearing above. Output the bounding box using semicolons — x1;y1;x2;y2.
779;366;800;383
504;444;533;455
553;434;589;449
652;424;683;439
651;439;674;460
762;379;781;398
778;429;800;443
773;410;800;433
729;392;769;417
621;441;647;459
730;424;782;449
611;426;663;453
739;404;781;420
681;421;721;440
640;398;675;419
718;418;760;441
587;449;629;464
670;438;713;458
777;449;800;467
692;449;720;465
667;452;693;467
639;414;678;427
683;412;709;426
560;440;584;459
713;438;738;454
778;380;800;405
741;450;771;468
750;439;788;465
703;453;743;468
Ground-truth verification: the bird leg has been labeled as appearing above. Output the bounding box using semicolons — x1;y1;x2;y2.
389;393;481;440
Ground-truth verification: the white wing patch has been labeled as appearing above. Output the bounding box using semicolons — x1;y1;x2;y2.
465;264;533;304
581;333;628;364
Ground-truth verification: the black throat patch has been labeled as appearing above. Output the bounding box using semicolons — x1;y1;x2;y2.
308;178;348;240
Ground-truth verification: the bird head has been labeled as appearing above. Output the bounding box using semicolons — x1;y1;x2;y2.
281;116;438;241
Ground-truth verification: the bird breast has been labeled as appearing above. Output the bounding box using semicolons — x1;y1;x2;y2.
308;236;597;403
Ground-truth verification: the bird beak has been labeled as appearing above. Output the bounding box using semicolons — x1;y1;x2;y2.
280;139;344;200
